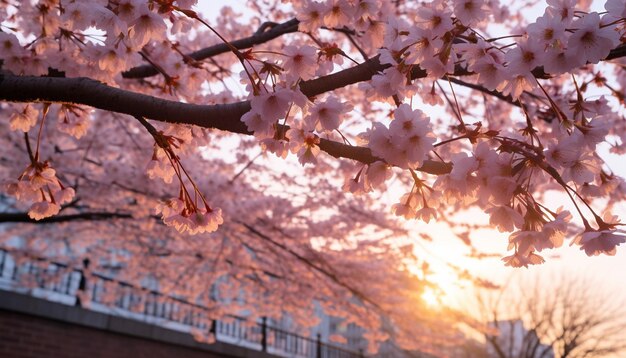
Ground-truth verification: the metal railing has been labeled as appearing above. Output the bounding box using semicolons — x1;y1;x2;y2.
0;248;362;358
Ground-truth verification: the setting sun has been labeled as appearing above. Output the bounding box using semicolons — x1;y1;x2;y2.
422;288;440;307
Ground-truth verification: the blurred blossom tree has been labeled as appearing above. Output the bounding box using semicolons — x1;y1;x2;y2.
0;0;625;353
476;275;626;358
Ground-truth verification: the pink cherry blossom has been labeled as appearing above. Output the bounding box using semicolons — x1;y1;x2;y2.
29;166;58;190
146;150;176;184
61;2;93;31
323;0;355;28
560;152;600;185
241;110;275;138
566;12;621;67
497;72;536;100
296;1;326;32
57;107;90;139
364;161;392;190
260;137;290;159
526;13;567;48
127;7;167;49
542;48;578;75
362;67;414;102
472;57;507;91
544;135;583;168
283;45;318;82
453;0;488;26
405;28;441;65
28;201;61;221
505;40;543;75
306;96;352;132
9;105;39;132
188;208;224;235
573;230;626;256
5;181;39;202
370;104;435;169
605;0;626;20
502;250;545;267
249;89;295;122
486;205;524;232
417;6;454;37
94;45;129;73
546;0;576;22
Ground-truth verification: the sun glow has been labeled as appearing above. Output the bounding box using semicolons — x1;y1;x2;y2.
421;281;459;308
421;270;469;308
421;287;440;307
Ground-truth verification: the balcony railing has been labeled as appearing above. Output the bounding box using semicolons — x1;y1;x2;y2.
0;248;362;358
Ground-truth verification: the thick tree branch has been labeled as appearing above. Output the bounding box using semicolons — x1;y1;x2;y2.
606;44;626;61
122;18;300;79
0;71;452;174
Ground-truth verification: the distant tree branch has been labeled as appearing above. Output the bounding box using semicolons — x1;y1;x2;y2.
0;211;133;223
447;77;518;106
238;220;385;312
122;18;300;79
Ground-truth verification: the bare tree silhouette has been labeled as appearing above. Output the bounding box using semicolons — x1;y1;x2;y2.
475;274;626;358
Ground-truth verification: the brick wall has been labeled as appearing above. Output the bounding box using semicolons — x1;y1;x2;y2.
0;309;226;358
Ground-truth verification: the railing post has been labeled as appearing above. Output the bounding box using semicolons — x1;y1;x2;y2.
75;258;90;307
0;249;6;277
316;333;322;358
261;317;268;352
210;318;217;341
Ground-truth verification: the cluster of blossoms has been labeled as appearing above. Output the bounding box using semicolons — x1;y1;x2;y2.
141;123;224;235
367;104;436;169
9;105;39;132
574;215;626;257
155;198;223;235
241;72;358;166
0;0;197;80
5;161;75;221
1;0;222;233
144;125;197;185
5;103;75;220
146;145;177;184
427;126;626;265
240;1;393;164
359;0;625;101
392;179;440;223
54;105;91;139
343;161;393;194
296;0;389;50
10;102;91;139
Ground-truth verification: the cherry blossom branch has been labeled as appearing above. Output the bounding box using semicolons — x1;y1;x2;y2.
229;152;262;184
2;43;625;175
447;77;519;107
0;73;451;175
122;18;300;79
